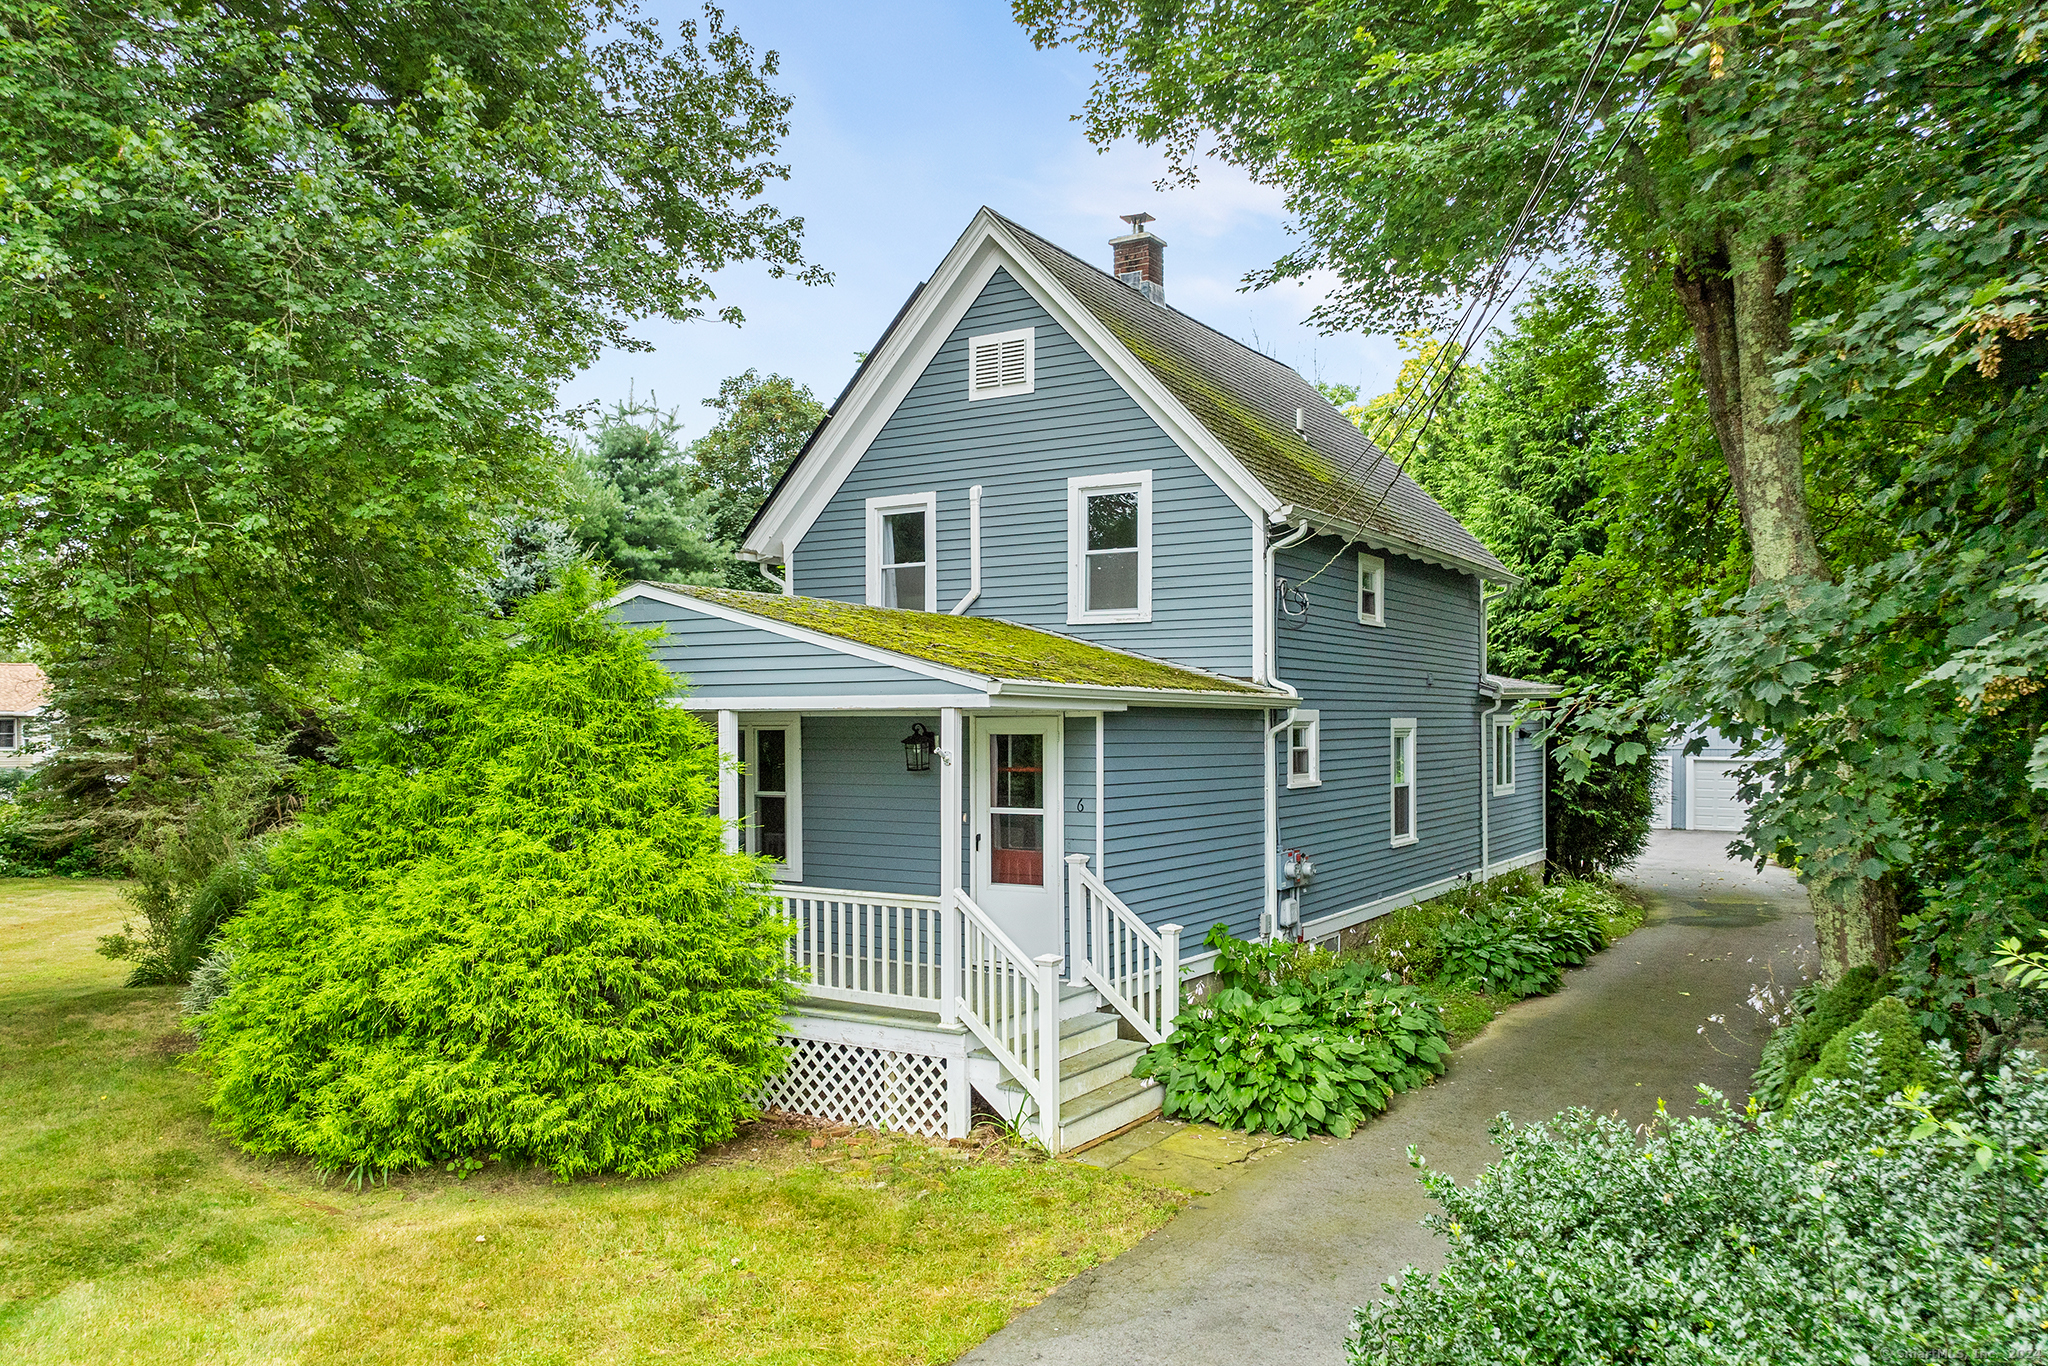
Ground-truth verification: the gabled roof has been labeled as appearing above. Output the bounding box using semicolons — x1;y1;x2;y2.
744;208;1512;582
641;586;1288;701
991;214;1510;581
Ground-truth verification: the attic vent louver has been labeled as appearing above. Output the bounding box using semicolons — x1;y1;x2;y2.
967;327;1034;401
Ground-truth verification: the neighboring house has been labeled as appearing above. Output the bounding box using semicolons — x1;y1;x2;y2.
1652;727;1774;832
0;663;48;771
609;209;1556;1150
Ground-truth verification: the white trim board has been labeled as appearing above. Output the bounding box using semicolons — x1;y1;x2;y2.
742;209;1279;565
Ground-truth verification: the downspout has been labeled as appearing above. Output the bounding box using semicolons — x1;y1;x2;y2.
1262;518;1313;941
1478;580;1509;884
759;560;788;593
949;485;983;614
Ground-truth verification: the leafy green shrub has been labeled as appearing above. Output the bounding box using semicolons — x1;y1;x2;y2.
1435;917;1565;997
180;945;236;1039
1797;996;1940;1100
1750;980;1826;1108
1780;964;1889;1097
1352;1044;2047;1364
1134;927;1449;1139
98;764;275;985
198;574;794;1179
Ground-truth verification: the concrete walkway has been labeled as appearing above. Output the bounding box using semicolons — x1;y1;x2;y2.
958;832;1816;1366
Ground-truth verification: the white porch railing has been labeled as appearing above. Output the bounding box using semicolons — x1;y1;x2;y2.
772;887;947;1013
951;889;1063;1151
1066;854;1182;1044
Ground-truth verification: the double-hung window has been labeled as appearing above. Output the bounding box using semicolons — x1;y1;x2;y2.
1357;553;1386;627
1067;471;1152;623
1493;719;1517;794
1390;718;1418;846
866;492;938;611
1286;710;1320;788
0;717;16;750
739;719;802;878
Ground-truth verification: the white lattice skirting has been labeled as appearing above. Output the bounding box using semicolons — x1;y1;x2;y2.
758;1036;951;1138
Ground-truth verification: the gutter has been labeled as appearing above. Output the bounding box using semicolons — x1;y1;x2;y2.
1261;518;1313;942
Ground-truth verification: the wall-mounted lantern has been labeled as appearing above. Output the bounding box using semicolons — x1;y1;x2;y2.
901;722;937;772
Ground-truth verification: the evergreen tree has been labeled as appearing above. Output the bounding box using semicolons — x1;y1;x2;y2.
571;398;727;587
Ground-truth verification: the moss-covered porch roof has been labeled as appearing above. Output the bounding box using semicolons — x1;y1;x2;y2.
650;586;1284;698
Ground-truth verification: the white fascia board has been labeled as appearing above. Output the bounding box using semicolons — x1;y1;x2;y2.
989;682;1286;709
1286;505;1521;586
669;694;994;713
608;582;994;693
746;209;1279;561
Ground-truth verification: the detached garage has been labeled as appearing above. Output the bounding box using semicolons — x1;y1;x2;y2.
1652;728;1775;832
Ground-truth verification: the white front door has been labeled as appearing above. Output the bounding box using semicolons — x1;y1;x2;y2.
971;716;1064;962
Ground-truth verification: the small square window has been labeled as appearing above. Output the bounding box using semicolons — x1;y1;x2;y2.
1067;472;1151;623
866;493;938;611
1493;719;1517;794
1390;718;1417;845
1358;553;1386;627
1286;710;1320;788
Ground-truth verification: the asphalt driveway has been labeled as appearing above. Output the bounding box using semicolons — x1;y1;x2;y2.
957;831;1816;1366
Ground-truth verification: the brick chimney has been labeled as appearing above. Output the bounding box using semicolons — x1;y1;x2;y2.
1110;213;1166;304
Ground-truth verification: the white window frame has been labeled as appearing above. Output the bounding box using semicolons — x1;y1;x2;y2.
1493;718;1517;795
966;326;1035;401
740;716;803;880
865;491;939;611
1357;552;1386;627
1390;718;1418;847
1066;470;1153;624
1286;709;1321;789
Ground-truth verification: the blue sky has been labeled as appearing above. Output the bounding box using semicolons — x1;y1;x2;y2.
560;0;1407;436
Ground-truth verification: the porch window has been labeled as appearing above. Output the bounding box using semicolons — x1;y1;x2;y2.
1390;718;1417;846
1067;470;1152;623
1286;709;1320;788
1493;718;1516;794
989;733;1045;885
866;492;937;611
1358;553;1385;627
740;719;802;878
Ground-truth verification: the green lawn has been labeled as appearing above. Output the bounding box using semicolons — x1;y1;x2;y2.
0;879;1182;1364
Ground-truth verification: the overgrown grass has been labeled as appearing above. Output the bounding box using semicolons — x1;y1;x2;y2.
0;879;1181;1364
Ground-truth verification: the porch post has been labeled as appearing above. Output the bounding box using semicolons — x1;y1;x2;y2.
938;706;963;1028
717;709;740;855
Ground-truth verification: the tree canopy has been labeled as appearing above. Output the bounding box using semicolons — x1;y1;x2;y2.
684;370;826;589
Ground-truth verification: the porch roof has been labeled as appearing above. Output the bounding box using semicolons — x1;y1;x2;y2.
637;585;1288;703
1483;672;1564;700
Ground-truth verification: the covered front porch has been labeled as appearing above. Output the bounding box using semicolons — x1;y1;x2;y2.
607;582;1290;1151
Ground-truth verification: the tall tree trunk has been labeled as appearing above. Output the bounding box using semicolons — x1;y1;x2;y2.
1670;231;1886;984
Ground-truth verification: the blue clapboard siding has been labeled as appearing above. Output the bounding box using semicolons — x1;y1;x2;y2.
1274;537;1491;924
1100;707;1267;941
613;595;980;700
1063;716;1100;864
1493;724;1546;861
798;715;942;895
791;268;1258;677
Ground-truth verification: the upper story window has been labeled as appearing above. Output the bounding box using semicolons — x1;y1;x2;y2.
1286;710;1321;789
1358;552;1386;627
967;327;1034;400
1067;470;1152;624
1493;718;1517;794
866;492;938;611
1390;718;1417;846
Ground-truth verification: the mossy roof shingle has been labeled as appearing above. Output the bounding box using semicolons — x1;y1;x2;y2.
655;587;1282;697
990;213;1512;580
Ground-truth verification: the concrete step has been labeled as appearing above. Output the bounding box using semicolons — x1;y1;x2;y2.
1058;982;1105;1021
997;1036;1151;1106
1058;1073;1161;1151
1060;1010;1120;1059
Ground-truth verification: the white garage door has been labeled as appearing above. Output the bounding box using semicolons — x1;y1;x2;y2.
1690;759;1750;831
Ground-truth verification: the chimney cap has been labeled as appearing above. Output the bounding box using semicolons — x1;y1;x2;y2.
1119;212;1157;232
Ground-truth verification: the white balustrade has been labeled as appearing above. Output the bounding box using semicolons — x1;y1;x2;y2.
951;889;1063;1151
1066;853;1182;1044
772;887;946;1011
